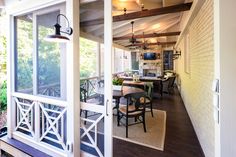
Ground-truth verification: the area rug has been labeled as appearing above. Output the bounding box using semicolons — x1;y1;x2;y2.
113;109;166;151
81;109;166;153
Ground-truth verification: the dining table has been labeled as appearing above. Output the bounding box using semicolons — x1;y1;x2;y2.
95;85;144;111
122;80;147;89
119;76;168;96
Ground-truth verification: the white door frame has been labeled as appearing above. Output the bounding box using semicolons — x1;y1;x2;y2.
215;0;236;157
79;0;113;157
66;0;80;156
104;0;113;156
213;0;220;157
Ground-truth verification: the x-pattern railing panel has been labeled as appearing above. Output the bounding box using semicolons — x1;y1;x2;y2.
13;94;68;153
39;102;67;150
80;77;101;98
14;97;35;137
81;111;104;157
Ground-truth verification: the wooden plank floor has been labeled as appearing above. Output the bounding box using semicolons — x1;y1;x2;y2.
113;88;205;157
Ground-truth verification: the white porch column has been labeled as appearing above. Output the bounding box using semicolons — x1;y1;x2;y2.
7;13;14;139
97;43;101;78
66;0;80;156
104;0;113;156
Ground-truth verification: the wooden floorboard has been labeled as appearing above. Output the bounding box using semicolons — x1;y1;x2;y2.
113;88;205;157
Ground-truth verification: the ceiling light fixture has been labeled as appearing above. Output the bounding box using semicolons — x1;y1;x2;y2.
141;3;144;11
129;21;137;44
124;8;127;15
44;14;73;43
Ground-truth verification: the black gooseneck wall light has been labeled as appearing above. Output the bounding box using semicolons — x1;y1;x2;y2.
45;14;73;42
173;48;181;60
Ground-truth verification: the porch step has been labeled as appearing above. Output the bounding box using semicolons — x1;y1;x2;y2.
0;135;51;157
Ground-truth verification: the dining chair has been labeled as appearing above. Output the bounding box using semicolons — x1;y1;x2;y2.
97;79;105;104
117;92;147;138
80;87;101;124
144;82;154;117
0;126;7;138
162;75;176;94
80;87;88;124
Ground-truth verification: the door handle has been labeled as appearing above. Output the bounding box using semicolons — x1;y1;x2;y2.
106;99;109;116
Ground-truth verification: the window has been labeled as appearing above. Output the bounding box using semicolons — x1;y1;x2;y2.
113;48;131;73
14;7;66;99
131;52;139;70
163;51;173;70
114;48;124;73
100;44;104;76
123;50;131;71
37;10;62;97
184;32;190;74
15;14;33;94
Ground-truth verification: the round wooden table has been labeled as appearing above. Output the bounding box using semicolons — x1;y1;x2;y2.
96;86;144;97
95;85;144;110
113;85;144;98
113;86;144;114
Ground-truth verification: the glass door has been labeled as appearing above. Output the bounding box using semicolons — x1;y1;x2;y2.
79;1;113;157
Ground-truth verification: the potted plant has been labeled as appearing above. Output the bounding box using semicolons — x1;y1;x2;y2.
0;81;7;114
112;76;123;91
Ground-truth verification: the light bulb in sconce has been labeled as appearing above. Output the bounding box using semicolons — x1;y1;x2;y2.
140;53;143;59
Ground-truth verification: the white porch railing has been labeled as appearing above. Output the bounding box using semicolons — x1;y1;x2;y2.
11;92;68;156
80;102;105;157
9;75;115;157
80;76;103;98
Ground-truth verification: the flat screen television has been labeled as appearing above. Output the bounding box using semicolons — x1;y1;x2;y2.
143;53;156;60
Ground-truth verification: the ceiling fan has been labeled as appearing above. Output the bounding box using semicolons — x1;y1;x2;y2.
129;46;139;51
127;31;152;50
129;21;137;44
129;21;142;45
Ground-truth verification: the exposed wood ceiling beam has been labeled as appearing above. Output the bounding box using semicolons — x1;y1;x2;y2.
126;41;176;47
114;31;180;41
80;2;192;27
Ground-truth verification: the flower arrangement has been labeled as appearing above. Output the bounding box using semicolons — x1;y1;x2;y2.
112;76;123;91
112;76;123;85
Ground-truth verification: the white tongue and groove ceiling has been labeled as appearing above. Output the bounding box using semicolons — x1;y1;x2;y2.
80;0;192;49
